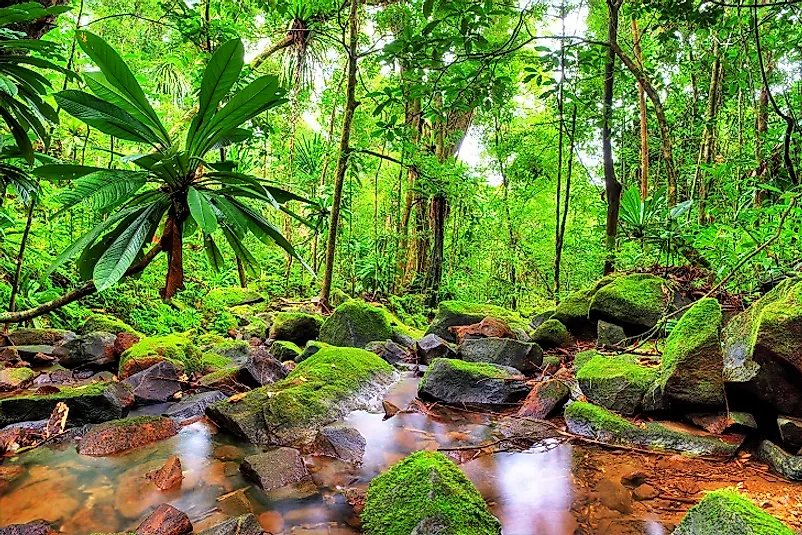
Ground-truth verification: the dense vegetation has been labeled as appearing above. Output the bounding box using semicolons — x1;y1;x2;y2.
0;0;800;333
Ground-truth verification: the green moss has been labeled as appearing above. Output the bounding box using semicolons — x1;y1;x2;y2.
243;317;268;338
205;339;250;360
331;288;351;307
531;319;573;348
362;451;501;535
269;312;323;343
318;300;393;348
119;333;202;376
199;367;239;387
553;276;619;327
753;279;802;367
590;274;670;329
439;300;525;329
201;351;235;372
541;355;561;372
673;488;795;535
0;381;109;401
297;340;329;363
270;340;302;361
420;358;515;393
201;287;264;310
0;366;36;387
576;355;658;414
82;313;140;335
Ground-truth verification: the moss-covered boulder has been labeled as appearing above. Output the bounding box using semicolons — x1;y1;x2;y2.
458;337;543;374
362;451;502;535
0;382;132;427
531;319;574;349
0;366;36;391
118;334;202;379
517;379;570;419
204;339;250;364
297;340;328;363
553;277;618;336
81;313;139;336
5;328;74;347
723;278;802;416
269;312;323;345
672;488;795;535
77;415;178;456
658;298;724;408
418;358;529;405
198;367;244;392
197;287;265;333
565;402;742;456
425;301;527;343
756;440;802;481
576;354;657;414
207;346;395;445
269;340;302;362
318;300;393;348
589;274;671;332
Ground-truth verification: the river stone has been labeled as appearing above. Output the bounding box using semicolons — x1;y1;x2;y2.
517;379;570;419
124;361;182;404
414;334;456;364
311;423;366;463
269;340;302;362
318;300;392;348
778;416;802;449
269;312;323;345
531;319;573;349
458;337;543;374
366;340;409;365
672;488;795;535
163;390;228;420
418;358;529;405
55;332;118;369
0;367;37;391
589;274;671;333
0;521;58;535
425;301;524;343
77;416;178;456
451;317;516;344
4;328;75;348
239;346;288;387
596;320;626;348
194;513;264;535
146;455;183;490
0;382;131;427
240;447;311;491
135;503;192;535
576;354;658;415
756;440;802;481
362;451;502;535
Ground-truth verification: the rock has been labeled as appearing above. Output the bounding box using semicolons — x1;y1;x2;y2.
81;313;139;335
239;447;311;491
0;521;57;535
239;346;288;387
207;346;395;445
6;345;56;363
589;274;671;333
366;340;409;365
0;346;24;367
531;319;574;349
576;354;658;415
119;334;202;379
529;310;554;331
778;416;802;449
671;488;794;534
390;329;416;348
451;317;516;344
596;320;627;348
723;278;802;416
362;451;502;535
756;440;802;481
687;412;757;434
124;361;182;404
135;503;192;535
541;355;562;375
4;328;74;348
311;423;366;463
77;416;178;456
0;382;131;427
203;339;251;365
269;340;302;362
269;312;323;345
418;358;529;405
595;477;632;513
0;367;36;391
458;337;543;374
517;379;569;419
297;340;327;363
163;390;227;420
553;278;618;336
632;483;660;501
425;300;525;343
657;298;724;408
414;334;456;364
565;402;742;457
115;332;141;356
318;300;393;348
146;455;183;490
194;513;265;535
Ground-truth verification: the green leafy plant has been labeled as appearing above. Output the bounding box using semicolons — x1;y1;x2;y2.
36;32;313;298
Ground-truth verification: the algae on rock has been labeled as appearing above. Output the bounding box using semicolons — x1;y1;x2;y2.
318;300;393;348
576;354;658;414
119;333;202;378
672;488;794;535
589;274;671;331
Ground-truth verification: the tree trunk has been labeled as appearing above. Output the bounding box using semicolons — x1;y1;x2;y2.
424;193;447;307
632;17;649;200
696;39;723;224
5;194;37;331
161;213;185;299
319;0;360;308
603;0;622;275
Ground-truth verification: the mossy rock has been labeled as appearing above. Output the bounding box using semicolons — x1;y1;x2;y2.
119;334;202;378
269;312;323;345
589;274;671;332
531;319;574;349
458;337;543;374
658;298;724;408
576;354;658;415
318;300;393;348
553;276;618;335
425;300;527;343
271;340;302;362
362;451;502;535
565;402;741;456
297;340;329;363
197;287;264;333
6;328;74;347
243;317;268;339
723;278;802;417
204;339;250;363
0;366;37;391
81;313;140;336
418;358;529;405
331;288;352;308
0;382;131;427
672;488;794;534
756;440;802;481
201;352;235;373
207;346;395;445
199;367;243;392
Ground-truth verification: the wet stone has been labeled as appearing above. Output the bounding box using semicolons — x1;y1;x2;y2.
414;334;456;365
311;423;366;464
239;346;287;387
77;416;178;456
778;416;802;449
163;390;227;420
757;440;802;481
124;361;183;404
135;503;192;535
146;455;183;490
516;379;570;419
0;521;58;535
239;447;311;492
194;513;265;535
366;340;409;365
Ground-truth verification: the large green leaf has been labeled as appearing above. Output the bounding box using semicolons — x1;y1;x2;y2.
83;72;165;140
35;164;103;181
221;224;260;277
0;107;32;163
55;90;162;145
203;233;224;272
187;186;218;234
56;169;147;214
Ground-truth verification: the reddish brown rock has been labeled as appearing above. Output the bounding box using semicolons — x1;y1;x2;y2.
632;483;659;501
115;332;141;355
516;379;570;419
146;455;183;490
0;465;25;493
77;416;178;456
135;504;192;535
0;520;58;535
451;317;515;344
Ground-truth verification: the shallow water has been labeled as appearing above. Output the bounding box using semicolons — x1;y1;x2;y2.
1;373;800;534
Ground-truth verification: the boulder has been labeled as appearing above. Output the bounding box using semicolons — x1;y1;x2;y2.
3;328;74;348
672;488;794;535
77;416;178;456
418;358;529;405
531;319;573;349
194;513;264;535
425;301;525;343
723;278;802;416
269;312;323;345
296;340;328;363
269;340;302;362
203;339;251;365
318;300;392;348
517;379;570;419
778;416;802;449
198;368;244;393
124;361;182;404
362;451;502;535
451;317;515;344
553;277;618;336
146;455;183;490
576;354;658;415
119;334;202;379
0;367;36;391
163;390;228;421
596;320;626;348
529;310;554;331
239;346;288;387
366;340;409;365
589;274;671;332
311;423;366;463
687;412;757;435
565;402;742;457
135;503;192;535
458;337;543;374
239;447;311;491
54;332;118;369
0;521;57;535
207;346;395;445
414;334;456;364
81;313;139;335
0;382;131;427
756;440;802;481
